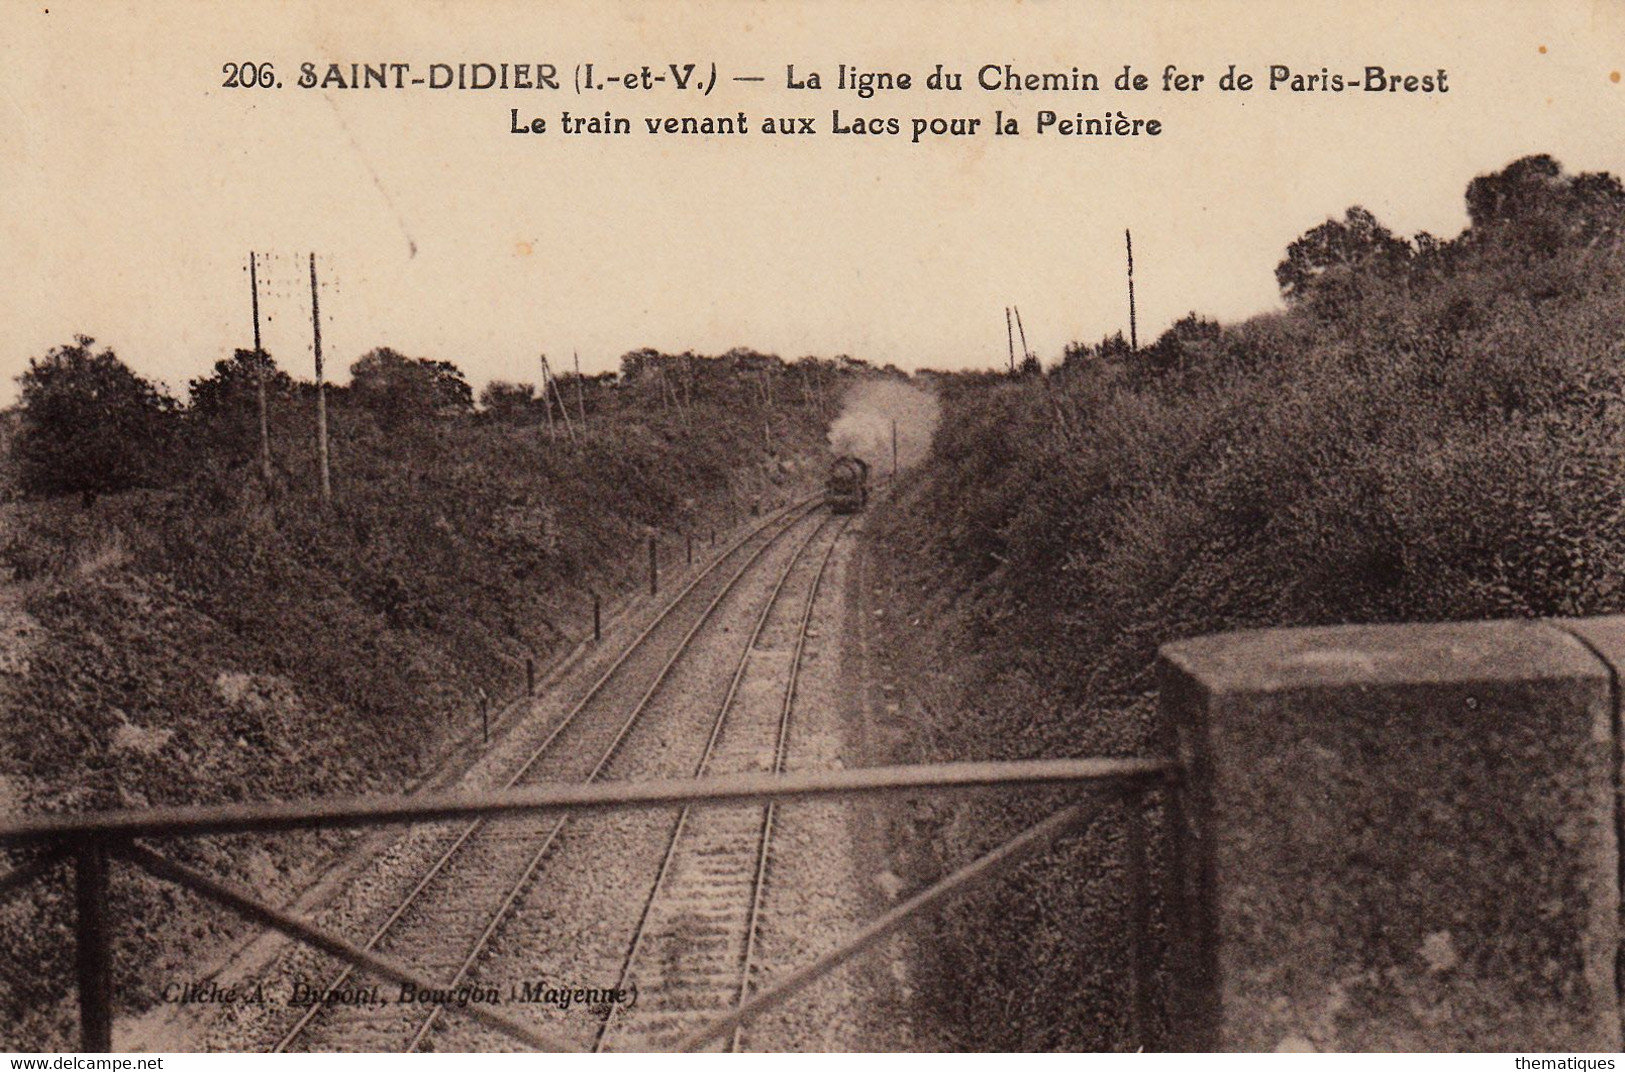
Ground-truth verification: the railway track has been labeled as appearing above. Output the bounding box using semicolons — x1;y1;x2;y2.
423;512;848;1052
590;515;848;1052
261;500;835;1052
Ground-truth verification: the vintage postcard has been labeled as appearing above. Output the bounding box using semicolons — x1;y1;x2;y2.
3;0;1625;1058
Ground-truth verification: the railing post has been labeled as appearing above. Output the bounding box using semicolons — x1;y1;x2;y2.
1159;774;1195;1048
648;535;658;597
593;592;602;642
1124;792;1153;1049
74;838;113;1052
526;657;535;698
1159;619;1620;1051
1158;660;1215;1051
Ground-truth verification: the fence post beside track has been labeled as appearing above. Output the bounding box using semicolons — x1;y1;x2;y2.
649;535;658;597
593;592;602;642
74;838;114;1053
526;657;535;697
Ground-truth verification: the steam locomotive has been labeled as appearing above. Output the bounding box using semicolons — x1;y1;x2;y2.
826;455;870;514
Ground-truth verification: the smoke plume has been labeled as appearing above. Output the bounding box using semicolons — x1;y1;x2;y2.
827;379;940;475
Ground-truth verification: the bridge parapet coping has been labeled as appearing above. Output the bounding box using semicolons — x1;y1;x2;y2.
1159;616;1622;1052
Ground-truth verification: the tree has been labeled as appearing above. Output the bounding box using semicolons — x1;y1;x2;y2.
1464;154;1625;255
1144;312;1223;374
14;337;177;501
187;348;294;463
349;348;473;430
478;380;537;422
1060;331;1133;372
190;349;293;419
1465;154;1564;232
1275;205;1412;306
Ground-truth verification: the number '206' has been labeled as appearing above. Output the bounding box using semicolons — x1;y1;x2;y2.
222;62;278;89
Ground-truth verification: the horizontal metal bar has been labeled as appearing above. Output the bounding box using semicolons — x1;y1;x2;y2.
678;797;1105;1051
0;757;1176;847
0;849;67;905
117;843;574;1053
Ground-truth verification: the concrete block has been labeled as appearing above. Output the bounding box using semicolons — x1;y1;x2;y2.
1158;618;1619;1051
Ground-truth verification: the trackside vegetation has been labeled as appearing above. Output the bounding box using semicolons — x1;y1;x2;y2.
0;343;866;1047
867;154;1625;1048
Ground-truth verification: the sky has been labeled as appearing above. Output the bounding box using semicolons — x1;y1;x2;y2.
3;0;1625;401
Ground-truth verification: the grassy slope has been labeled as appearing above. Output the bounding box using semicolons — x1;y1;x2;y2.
867;243;1625;1048
0;359;847;1047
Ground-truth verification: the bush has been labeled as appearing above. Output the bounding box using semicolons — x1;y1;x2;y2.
13;337;176;501
0;346;857;1047
872;156;1625;1049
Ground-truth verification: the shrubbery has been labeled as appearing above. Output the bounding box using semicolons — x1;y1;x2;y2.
13;337;178;501
871;155;1625;1048
0;342;857;1047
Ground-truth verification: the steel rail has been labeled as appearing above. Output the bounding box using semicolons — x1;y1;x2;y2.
117;843;572;1053
728;514;851;1051
591;515;838;1052
274;500;818;1050
400;511;834;1052
675;796;1112;1052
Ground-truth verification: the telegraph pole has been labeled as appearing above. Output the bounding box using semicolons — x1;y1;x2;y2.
758;369;774;455
1005;306;1016;373
573;350;588;436
248;252;273;487
539;354;556;442
1125;228;1138;353
1014;306;1031;368
541;354;575;442
309;253;332;503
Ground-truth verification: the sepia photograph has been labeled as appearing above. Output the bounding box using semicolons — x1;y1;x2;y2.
3;0;1625;1057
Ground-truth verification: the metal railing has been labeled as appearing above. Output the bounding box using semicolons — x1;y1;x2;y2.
0;756;1180;1052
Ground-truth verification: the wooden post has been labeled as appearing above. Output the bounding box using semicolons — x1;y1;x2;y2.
249;252;261;351
526;657;535;697
891;418;898;480
1014;305;1031;368
249;252;273;488
1126;228;1138;354
648;535;658;597
1005;306;1016;373
669;364;690;428
478;687;489;745
759;370;774;455
593;592;602;642
539;354;556;443
309;254;332;502
75;840;113;1052
542;355;575;443
573;350;588;437
686;532;694;566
